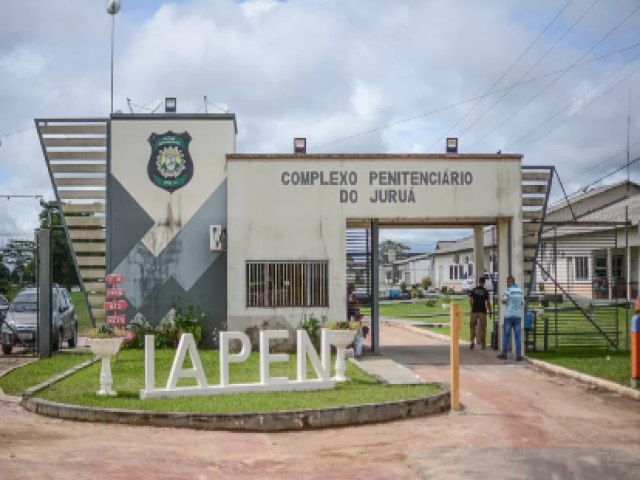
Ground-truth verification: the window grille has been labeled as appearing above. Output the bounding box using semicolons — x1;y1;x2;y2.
575;257;589;280
246;261;329;307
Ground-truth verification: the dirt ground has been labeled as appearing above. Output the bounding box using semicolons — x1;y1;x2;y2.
0;324;639;480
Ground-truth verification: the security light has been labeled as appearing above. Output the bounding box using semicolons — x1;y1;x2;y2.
165;97;177;113
446;138;458;153
294;137;307;154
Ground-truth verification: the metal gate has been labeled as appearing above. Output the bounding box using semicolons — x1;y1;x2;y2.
346;228;372;306
528;222;632;350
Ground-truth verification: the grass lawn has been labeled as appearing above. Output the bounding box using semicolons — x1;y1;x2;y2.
34;349;441;413
528;348;632;386
361;298;472;318
0;352;93;396
71;291;93;333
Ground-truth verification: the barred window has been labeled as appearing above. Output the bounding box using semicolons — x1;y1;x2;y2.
575;257;589;280
246;261;329;307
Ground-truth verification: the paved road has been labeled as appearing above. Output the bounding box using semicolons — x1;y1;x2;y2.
0;324;639;479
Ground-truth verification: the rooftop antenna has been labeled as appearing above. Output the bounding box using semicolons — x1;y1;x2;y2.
148;99;163;113
126;97;133;114
204;95;208;114
627;81;631;193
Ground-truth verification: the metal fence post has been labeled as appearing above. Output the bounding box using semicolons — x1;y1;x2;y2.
37;229;52;358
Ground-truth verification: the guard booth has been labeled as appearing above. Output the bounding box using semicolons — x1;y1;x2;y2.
226;153;544;353
36;113;548;355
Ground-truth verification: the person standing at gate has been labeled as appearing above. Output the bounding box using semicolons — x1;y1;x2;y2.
469;277;491;349
498;275;525;361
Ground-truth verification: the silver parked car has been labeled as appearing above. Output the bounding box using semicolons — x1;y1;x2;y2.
1;286;78;354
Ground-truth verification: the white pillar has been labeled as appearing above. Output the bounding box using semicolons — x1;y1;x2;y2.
473;226;484;282
512;211;525;356
497;218;509;352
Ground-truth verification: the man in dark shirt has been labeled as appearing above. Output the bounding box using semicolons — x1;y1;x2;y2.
468;277;492;349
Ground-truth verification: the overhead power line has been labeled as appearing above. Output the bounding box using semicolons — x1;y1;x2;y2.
426;0;574;151
568;141;640;187
458;0;600;142
578;154;640;192
467;3;640;151
508;52;640;150
0;126;35;140
311;41;640;151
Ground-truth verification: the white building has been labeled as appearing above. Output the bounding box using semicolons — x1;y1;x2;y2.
404;180;640;300
394;253;433;286
536;181;640;301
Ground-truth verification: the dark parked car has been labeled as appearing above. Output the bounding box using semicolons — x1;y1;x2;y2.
1;286;77;354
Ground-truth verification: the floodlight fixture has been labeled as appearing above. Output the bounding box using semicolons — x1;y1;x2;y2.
294;137;307;154
446;137;458;153
165;97;177;113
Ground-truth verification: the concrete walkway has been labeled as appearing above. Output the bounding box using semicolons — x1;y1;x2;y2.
0;323;639;479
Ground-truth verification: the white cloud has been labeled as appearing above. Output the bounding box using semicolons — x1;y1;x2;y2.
1;0;640;247
240;0;280;19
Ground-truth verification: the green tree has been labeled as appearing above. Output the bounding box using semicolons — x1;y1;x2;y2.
0;260;10;280
2;240;36;287
39;202;79;288
0;256;17;298
379;240;410;264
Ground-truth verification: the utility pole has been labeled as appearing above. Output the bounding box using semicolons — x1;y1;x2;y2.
106;1;121;114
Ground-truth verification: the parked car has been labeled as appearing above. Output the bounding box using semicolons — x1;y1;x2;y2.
461;273;497;294
1;286;78;354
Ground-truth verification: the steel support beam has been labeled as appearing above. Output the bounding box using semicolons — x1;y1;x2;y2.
37;229;52;358
371;219;380;353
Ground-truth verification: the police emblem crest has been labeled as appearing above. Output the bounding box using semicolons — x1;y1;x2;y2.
147;131;193;193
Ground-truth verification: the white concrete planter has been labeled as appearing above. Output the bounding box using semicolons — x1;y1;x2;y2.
89;338;123;396
328;329;356;382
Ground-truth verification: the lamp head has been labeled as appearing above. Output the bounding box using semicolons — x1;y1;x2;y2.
106;0;121;15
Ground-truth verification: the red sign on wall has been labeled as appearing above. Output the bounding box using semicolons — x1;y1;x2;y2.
105;274;126;328
106;274;124;285
104;300;128;311
106;288;125;298
106;315;126;327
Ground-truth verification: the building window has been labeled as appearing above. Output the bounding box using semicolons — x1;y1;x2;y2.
575;257;589;280
612;255;624;278
246;261;328;307
449;265;458;280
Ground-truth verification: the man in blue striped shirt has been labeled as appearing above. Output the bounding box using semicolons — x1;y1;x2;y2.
497;275;524;361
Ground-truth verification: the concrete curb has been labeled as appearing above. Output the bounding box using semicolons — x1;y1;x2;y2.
22;357;98;399
526;357;640;401
382;318;467;344
22;386;451;432
383;318;640;401
0;357;40;404
19;353;451;431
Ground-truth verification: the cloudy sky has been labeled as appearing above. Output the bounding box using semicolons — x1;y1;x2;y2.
1;0;639;251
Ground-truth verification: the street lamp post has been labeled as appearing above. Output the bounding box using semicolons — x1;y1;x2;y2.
106;0;121;114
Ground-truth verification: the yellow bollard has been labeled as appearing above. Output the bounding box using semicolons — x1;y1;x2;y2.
450;302;461;411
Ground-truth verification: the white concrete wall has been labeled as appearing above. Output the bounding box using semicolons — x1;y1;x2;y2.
111;119;235;244
227;155;523;329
